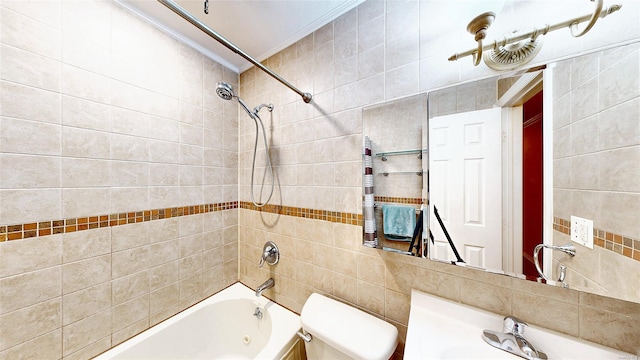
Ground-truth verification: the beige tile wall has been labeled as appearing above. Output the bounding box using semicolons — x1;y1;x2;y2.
2;0;640;359
552;43;640;304
0;0;238;358
363;94;426;200
553;43;640;239
238;0;640;357
240;209;640;357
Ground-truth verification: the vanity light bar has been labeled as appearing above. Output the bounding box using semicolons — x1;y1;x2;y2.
449;0;622;68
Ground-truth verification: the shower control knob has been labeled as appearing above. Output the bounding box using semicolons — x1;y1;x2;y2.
259;241;279;267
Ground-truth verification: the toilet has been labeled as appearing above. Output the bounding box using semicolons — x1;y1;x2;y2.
299;293;398;360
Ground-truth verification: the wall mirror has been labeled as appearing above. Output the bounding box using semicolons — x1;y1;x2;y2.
362;94;428;256
363;40;640;305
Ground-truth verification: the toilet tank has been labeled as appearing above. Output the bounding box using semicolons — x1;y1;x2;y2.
300;293;398;360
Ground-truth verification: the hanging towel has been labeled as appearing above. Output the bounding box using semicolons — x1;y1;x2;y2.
382;205;416;240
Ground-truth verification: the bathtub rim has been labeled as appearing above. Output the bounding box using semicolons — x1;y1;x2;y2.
93;281;301;359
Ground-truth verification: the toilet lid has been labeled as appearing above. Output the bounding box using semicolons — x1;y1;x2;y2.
300;293;398;360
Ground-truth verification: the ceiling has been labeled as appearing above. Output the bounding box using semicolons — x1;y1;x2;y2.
118;0;363;73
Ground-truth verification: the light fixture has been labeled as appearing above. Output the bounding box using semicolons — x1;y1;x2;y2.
449;0;622;70
466;11;497;66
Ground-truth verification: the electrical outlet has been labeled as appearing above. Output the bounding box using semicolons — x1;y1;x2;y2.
571;216;593;249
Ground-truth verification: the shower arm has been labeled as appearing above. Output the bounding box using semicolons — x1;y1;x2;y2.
448;1;622;64
158;0;313;104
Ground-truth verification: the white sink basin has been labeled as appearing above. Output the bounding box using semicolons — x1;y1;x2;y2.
404;289;633;359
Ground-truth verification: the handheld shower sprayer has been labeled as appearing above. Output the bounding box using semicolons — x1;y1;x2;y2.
215;82;234;100
216;82;275;207
216;82;258;119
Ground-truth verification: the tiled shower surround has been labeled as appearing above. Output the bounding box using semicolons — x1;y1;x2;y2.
1;1;640;360
0;0;240;358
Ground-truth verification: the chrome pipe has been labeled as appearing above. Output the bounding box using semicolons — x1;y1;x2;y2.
236;96;256;120
157;0;312;103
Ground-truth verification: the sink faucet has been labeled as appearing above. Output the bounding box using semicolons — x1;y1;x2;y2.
482;316;548;360
255;278;274;297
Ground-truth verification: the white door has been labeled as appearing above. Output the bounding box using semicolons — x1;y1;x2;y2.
428;107;502;270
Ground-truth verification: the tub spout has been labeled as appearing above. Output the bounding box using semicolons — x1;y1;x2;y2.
255;278;274;297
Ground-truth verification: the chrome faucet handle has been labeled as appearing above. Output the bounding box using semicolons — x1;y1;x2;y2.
503;316;528;336
484;318;548;360
258;241;279;268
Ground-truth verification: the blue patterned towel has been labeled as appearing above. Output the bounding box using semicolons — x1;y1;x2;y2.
382;205;416;239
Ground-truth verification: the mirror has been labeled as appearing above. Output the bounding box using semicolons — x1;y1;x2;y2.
362;95;427;256
363;41;640;304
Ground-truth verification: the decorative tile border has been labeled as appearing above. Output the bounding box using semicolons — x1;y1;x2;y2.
0;202;238;243
373;196;425;205
0;200;365;244
553;217;640;262
239;202;362;226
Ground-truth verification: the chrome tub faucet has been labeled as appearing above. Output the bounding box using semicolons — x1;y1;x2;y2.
255;278;274;297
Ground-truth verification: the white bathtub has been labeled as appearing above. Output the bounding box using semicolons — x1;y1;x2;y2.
95;282;301;360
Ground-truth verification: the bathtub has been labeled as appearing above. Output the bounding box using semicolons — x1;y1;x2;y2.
95;282;301;359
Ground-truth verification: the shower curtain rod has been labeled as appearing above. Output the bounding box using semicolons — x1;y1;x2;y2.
158;0;312;103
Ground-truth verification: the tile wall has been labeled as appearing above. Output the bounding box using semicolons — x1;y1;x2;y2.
552;43;640;304
553;43;640;241
363;94;425;201
1;0;640;359
238;0;640;357
0;0;239;358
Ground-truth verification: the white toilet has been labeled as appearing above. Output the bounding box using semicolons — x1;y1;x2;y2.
299;293;398;360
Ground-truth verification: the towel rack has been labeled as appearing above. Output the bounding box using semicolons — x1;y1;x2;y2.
375;149;427;161
379;170;423;176
374;204;422;214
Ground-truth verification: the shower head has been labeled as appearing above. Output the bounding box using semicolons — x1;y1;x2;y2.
216;82;235;101
216;81;256;119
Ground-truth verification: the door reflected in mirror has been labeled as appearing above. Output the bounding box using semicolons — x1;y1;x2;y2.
427;73;543;280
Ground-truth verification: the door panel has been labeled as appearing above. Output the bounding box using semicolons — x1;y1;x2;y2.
429;107;502;270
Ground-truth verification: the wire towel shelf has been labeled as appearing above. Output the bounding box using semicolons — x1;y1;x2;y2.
375;149;427;161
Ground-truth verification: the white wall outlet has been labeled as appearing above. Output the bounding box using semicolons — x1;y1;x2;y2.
571;216;594;249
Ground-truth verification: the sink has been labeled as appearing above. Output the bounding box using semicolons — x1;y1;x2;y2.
404;289;633;359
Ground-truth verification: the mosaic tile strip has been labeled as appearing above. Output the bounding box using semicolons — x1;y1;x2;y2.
239;202;363;226
0;200;364;243
373;196;425;205
553;217;640;262
0;202;238;243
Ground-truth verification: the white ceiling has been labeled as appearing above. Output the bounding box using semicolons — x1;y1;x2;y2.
119;0;363;73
